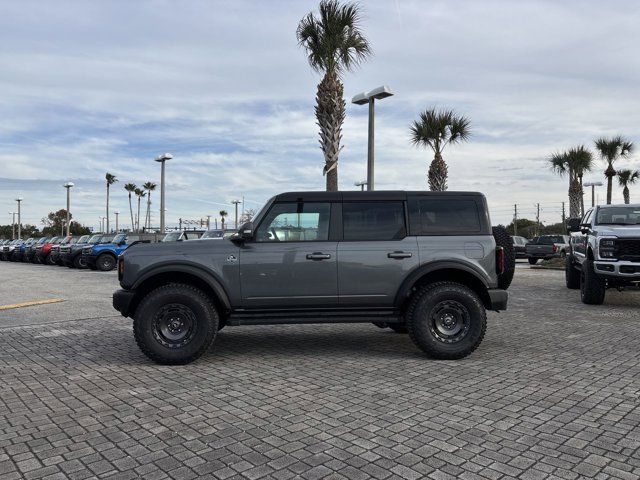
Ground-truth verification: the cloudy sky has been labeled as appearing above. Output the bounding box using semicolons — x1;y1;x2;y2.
1;0;639;231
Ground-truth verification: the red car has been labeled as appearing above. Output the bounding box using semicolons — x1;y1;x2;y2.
36;236;61;264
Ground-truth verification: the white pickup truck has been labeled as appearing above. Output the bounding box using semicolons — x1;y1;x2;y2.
525;235;570;265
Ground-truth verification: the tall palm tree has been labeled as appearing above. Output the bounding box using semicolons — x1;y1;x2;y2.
594;136;634;204
297;0;372;191
105;173;118;233
143;181;157;230
549;147;593;218
410;108;471;191
617;169;639;204
124;183;137;232
219;210;228;230
134;188;146;232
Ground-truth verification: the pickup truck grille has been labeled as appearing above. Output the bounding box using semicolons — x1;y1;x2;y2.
617;239;640;262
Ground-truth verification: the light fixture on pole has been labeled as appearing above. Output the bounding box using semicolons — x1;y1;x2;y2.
63;182;74;236
15;197;23;239
155;153;173;234
584;181;603;208
351;85;394;191
8;211;16;240
231;200;242;229
114;211;120;232
354;180;367;191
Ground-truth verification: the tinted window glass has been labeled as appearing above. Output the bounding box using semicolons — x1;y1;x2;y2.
411;199;481;234
343;202;406;241
256;202;331;242
538;236;564;245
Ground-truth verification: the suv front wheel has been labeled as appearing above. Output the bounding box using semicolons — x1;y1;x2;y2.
134;283;219;364
406;282;486;359
580;259;606;305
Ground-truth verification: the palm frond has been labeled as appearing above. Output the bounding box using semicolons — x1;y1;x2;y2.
410;107;470;153
549;151;569;176
617;169;640;186
124;183;137;192
105;172;118;185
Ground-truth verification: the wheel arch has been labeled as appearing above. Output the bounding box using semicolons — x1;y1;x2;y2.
130;266;231;321
395;262;492;311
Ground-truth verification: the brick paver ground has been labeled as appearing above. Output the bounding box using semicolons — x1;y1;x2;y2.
1;264;639;479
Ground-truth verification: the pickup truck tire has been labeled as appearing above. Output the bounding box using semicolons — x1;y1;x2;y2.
565;254;580;289
133;283;218;365
45;254;55;265
580;260;606;305
528;258;538;265
406;282;486;359
96;253;116;271
492;226;515;290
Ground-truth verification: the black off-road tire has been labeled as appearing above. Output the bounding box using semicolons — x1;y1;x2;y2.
565;254;580;289
406;282;486;359
96;253;116;271
45;254;55;266
133;283;218;365
73;254;86;269
528;258;538;265
492;226;515;290
388;324;408;334
580;259;605;305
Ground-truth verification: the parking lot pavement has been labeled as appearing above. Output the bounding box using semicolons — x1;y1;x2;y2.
1;263;639;480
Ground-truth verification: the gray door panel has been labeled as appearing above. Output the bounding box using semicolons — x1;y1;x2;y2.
239;242;338;307
337;237;419;306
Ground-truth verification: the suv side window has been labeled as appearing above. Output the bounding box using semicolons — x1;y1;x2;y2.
255;202;331;242
342;201;406;241
581;209;593;225
409;198;481;235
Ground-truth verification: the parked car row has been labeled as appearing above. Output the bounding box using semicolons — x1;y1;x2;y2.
0;229;230;271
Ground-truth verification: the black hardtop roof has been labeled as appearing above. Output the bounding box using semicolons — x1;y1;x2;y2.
274;191;485;202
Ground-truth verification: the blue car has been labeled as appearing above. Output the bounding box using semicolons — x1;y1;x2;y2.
83;233;159;271
12;237;34;262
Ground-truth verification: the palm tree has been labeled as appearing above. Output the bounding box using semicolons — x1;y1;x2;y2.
143;181;157;230
105;173;118;233
617;169;639;204
410;108;471;191
594;136;634;204
549;146;593;218
219;210;228;230
134;188;146;232
297;0;372;191
124;183;137;232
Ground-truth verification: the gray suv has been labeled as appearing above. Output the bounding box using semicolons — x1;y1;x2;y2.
566;204;640;304
113;191;510;364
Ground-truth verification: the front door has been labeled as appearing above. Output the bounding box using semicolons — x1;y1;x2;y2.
240;201;338;307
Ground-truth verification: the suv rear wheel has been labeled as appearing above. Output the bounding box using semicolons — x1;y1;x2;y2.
134;283;218;364
580;259;605;305
406;282;486;359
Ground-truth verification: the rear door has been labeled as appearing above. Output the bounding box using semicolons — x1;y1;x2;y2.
239;201;338;307
337;200;419;306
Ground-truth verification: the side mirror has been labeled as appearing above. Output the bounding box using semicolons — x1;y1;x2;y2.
238;222;254;241
566;218;581;232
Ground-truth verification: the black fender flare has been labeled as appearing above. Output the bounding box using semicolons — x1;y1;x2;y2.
132;263;231;310
394;260;492;308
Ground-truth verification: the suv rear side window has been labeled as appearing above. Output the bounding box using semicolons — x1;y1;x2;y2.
410;199;481;235
342;202;406;241
256;202;331;242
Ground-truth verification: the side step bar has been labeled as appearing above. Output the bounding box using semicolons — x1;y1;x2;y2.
227;310;402;326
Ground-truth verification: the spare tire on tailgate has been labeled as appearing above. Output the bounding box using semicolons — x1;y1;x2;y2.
492;226;515;290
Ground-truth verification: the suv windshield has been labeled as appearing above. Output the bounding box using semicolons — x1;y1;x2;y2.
111;234;126;244
87;235;101;244
77;235;89;243
162;232;182;242
596;206;640;225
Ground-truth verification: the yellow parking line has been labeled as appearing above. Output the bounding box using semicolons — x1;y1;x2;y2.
0;298;65;311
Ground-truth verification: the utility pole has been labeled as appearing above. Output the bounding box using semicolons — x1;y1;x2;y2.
561;202;566;230
16;198;22;239
231;200;242;229
215;219;218;229
179;218;182;230
513;204;518;236
206;215;211;229
535;203;541;237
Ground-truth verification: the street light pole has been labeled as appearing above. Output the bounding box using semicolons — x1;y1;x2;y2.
352;86;394;191
15;198;22;239
63;182;74;236
354;181;367;191
115;211;120;232
231;200;242;229
584;181;603;208
155;153;173;234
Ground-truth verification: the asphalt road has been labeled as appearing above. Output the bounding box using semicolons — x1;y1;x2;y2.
0;260;639;479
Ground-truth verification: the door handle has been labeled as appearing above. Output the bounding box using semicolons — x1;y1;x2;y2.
387;251;412;259
306;252;332;260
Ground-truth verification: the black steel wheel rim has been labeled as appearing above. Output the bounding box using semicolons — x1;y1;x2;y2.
152;303;197;348
100;256;114;270
429;300;470;344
